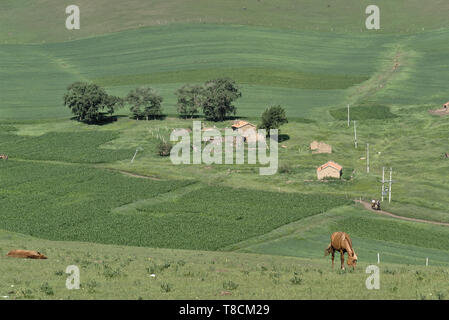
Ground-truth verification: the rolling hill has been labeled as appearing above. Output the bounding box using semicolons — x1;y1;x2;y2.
1;0;449;300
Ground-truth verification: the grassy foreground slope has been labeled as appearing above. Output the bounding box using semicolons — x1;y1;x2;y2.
1;228;449;300
1;0;449;43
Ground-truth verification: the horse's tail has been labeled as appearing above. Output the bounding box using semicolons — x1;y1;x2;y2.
324;243;332;257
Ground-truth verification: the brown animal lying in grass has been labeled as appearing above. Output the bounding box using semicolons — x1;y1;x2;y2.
7;250;48;259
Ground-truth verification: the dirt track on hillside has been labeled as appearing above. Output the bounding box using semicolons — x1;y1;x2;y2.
117;170;162;180
355;200;449;227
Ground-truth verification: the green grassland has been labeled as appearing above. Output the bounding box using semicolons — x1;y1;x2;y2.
0;24;387;120
236;205;449;266
2;216;449;300
1;0;449;300
2;0;449;43
2;24;449;121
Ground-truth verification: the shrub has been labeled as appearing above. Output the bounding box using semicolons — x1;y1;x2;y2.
278;163;292;174
103;264;122;279
157;141;173;156
40;282;54;296
290;272;303;285
223;280;239;291
161;282;172;293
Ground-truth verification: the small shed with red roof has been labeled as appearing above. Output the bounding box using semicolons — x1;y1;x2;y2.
317;161;342;180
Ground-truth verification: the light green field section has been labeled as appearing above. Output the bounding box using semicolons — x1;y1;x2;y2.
1;0;449;43
235;205;449;267
2;24;449;121
0;24;388;120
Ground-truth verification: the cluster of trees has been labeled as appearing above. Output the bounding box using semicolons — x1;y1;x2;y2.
64;79;287;131
64;82;164;123
175;78;241;121
64;78;242;123
127;87;163;120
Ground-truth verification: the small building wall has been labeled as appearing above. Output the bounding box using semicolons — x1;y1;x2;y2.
317;166;341;180
310;141;332;154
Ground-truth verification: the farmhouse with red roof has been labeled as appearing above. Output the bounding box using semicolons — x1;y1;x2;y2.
317;161;342;180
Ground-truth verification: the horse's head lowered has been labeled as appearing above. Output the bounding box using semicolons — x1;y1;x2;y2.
347;253;358;268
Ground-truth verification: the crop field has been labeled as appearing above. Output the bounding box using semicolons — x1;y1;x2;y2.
1;0;449;301
0;159;350;250
0;130;134;163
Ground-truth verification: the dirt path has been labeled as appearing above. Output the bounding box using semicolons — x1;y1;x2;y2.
116;170;162;180
355;200;449;227
345;46;406;106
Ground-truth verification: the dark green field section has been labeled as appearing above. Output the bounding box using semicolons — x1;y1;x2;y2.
2;24;449;121
330;104;398;120
0;131;133;163
94;68;368;90
0;24;388;120
0;160;350;250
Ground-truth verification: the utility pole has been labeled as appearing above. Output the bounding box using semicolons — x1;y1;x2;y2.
354;120;358;148
366;143;370;173
131;148;139;163
381;167;385;202
131;147;143;163
389;167;393;203
347;104;350;127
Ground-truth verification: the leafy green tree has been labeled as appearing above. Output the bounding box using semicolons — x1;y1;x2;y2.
63;82;123;123
175;84;204;119
201;78;242;121
259;105;288;133
126;87;163;120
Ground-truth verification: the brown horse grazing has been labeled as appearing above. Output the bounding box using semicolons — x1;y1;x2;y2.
324;232;358;270
7;250;48;259
0;154;8;160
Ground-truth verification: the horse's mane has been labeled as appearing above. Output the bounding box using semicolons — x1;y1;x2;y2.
345;236;355;257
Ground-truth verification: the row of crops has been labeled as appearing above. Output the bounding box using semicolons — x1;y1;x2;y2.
0;130;134;163
0;160;351;250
